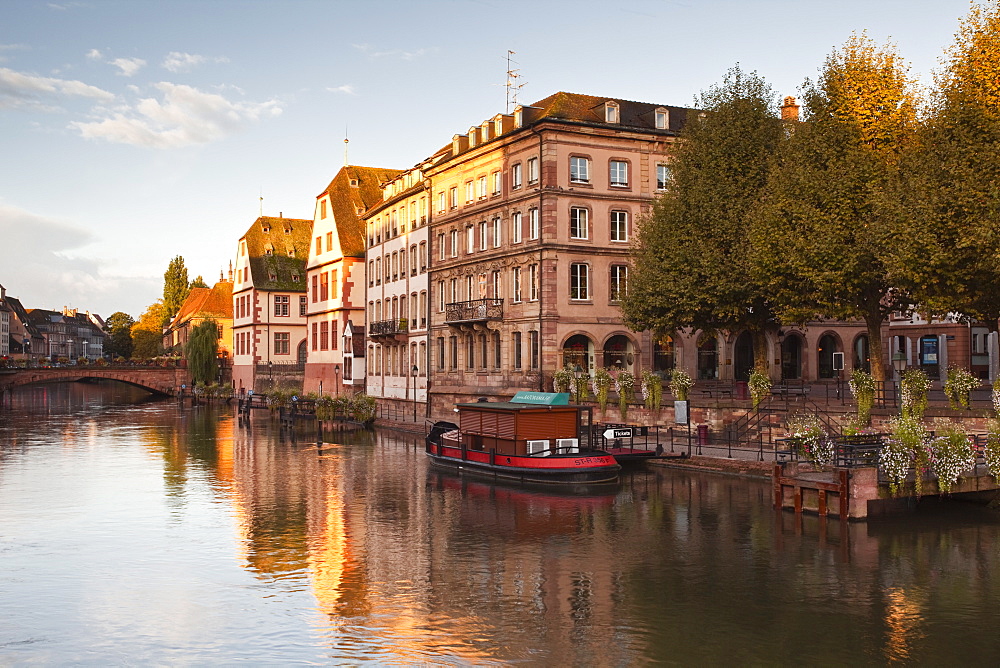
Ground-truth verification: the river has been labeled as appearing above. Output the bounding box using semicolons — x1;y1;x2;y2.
2;381;1000;665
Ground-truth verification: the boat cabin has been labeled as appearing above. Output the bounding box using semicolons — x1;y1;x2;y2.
454;392;593;456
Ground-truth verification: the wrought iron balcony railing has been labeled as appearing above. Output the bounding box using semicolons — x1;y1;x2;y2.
445;298;503;324
369;318;409;336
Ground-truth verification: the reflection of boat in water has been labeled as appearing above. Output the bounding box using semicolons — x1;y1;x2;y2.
428;469;618;538
425;392;621;485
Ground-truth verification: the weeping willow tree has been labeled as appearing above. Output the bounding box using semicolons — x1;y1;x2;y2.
186;319;219;385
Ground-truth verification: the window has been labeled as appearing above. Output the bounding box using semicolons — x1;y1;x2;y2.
299;296;307;316
437;337;445;370
512;267;522;302
410;246;417;276
655;108;669;130
320;272;329;301
491;270;502;298
570;263;590;300
419;241;427;271
513;331;522;369
610;265;628;302
438;192;446;213
528;208;539;240
611;210;628;242
391;210;398;237
274;332;290;355
450;278;458;303
467;225;475;254
492;217;501;248
274;295;290;317
450;229;458;257
527;157;538;184
312;323;318;351
330;270;338;298
605;101;619;123
450;186;458;209
610;160;628;187
492;171;502;195
320;321;329;351
478;175;487;199
419;291;427;328
438;233;446;260
438;280;445;312
512;211;523;243
384;254;391;282
570;207;589;239
657;163;671;190
368;260;374;287
375;257;381;285
467;335;475;369
315;237;322;255
479;220;487;250
465;181;474;203
530;330;539;369
312;274;319;302
529;264;538;301
479;333;487;369
326;231;333;251
570;156;590;184
493;331;501;369
511;163;522;189
449;336;458;369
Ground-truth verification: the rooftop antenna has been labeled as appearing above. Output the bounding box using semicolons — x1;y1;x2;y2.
344;126;349;167
506;50;526;114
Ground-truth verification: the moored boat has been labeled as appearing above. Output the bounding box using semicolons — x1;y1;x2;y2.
425;392;621;484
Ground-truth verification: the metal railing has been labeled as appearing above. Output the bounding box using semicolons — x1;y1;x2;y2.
370;318;408;336
445;298;503;324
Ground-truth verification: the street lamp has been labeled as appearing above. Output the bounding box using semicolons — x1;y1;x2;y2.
412;364;419;422
573;363;584;403
892;351;907;412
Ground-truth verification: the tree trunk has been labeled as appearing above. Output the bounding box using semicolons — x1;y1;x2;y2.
751;329;771;376
866;310;886;387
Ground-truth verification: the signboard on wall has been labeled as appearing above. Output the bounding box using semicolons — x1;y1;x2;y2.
675;400;689;425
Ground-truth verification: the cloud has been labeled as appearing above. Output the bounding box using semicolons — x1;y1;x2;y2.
110;57;146;77
47;2;88;10
327;84;356;95
70;82;283;148
352;43;437;61
162;51;229;73
0;67;114;110
86;48;103;60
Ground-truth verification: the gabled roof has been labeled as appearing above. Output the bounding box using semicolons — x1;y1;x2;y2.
240;216;313;291
4;296;44;340
526;91;687;132
318;165;403;258
166;280;234;332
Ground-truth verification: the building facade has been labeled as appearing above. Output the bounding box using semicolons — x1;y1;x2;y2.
231;215;313;393
421;92;690;413
164;275;235;380
304;165;401;397
363;162;434;408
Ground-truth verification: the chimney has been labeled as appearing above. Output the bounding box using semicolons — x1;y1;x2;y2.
781;96;800;122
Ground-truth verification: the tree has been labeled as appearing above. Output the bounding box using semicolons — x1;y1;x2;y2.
163;256;190;327
753;34;919;386
891;1;1000;375
104;311;135;359
186;319;219;385
623;66;784;374
190;275;208;289
131;301;166;359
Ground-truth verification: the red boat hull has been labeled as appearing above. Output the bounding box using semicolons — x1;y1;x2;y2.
426;442;620;484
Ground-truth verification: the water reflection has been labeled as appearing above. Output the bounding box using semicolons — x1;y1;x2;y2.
3;383;1000;664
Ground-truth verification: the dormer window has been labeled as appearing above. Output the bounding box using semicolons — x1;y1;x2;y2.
261;224;270;233
268;273;277;281
514;106;523;128
287;249;295;257
468;127;478;148
605;101;619;123
494;117;503;136
284;227;291;234
350;179;359;187
655;107;669;130
480;121;490;141
292;274;300;282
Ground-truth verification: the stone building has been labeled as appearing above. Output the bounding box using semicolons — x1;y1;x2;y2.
421;92;691;413
304;165;401;397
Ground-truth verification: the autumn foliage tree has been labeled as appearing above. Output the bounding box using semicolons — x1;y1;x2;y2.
104;311;135;359
624;66;783;374
891;1;1000;371
753;33;919;386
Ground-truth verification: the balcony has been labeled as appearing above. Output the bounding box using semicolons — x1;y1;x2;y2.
369;318;409;338
445;298;503;325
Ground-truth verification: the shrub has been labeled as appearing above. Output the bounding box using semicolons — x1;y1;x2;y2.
929;423;975;494
748;369;772;409
669;369;693;401
592;368;613;412
900;369;931;420
944;366;979;410
641;370;663;411
616;371;635;420
553;367;573;394
848;369;876;425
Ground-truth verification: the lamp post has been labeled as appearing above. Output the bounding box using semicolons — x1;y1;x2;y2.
573;364;584;403
334;364;340;398
412;364;419;423
891;351;907;412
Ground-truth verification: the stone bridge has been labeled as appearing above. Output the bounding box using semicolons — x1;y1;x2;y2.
0;366;191;397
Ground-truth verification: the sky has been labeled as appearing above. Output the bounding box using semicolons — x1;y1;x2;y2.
0;0;979;319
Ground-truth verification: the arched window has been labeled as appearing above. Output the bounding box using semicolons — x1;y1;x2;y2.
698;337;718;380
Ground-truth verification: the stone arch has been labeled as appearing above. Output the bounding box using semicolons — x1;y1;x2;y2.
600;332;638;374
816;331;844;379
